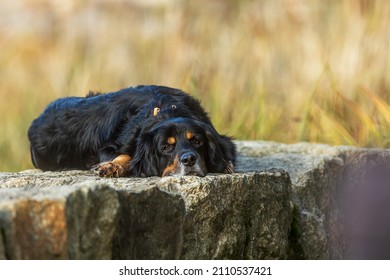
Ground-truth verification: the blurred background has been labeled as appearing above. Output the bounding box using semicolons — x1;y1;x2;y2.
1;0;390;171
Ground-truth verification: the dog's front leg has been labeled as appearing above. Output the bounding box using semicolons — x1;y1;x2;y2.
92;154;132;177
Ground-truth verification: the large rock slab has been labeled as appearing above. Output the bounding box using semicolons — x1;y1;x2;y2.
0;182;119;259
336;149;390;259
0;224;5;259
2;140;390;259
236;141;343;259
236;141;390;259
0;168;292;260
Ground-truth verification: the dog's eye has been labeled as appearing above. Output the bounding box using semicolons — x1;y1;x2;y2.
191;138;201;145
162;144;174;152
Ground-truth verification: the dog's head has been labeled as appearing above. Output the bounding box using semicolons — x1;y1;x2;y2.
131;117;235;177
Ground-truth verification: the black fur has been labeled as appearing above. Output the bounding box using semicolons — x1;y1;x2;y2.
28;85;236;177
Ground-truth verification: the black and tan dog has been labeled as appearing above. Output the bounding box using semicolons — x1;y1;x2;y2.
28;85;236;177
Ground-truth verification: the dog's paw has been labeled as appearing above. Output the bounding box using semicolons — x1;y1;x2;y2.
92;161;125;178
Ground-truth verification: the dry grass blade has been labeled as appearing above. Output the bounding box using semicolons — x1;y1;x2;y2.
360;86;390;125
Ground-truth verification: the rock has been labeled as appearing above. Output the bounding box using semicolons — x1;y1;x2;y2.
236;141;344;259
236;141;390;259
174;172;291;259
0;183;119;259
0;167;292;259
0;225;5;260
337;149;390;259
112;185;186;260
1;141;389;259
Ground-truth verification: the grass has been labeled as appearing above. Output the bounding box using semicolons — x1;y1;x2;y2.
1;0;390;171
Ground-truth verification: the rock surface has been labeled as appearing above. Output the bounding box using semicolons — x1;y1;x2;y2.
0;166;292;259
1;141;390;259
236;141;344;259
0;183;119;259
236;141;390;259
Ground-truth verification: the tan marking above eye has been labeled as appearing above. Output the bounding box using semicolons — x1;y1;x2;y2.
185;131;193;140
167;136;176;145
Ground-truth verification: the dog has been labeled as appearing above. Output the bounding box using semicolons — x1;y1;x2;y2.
28;85;236;177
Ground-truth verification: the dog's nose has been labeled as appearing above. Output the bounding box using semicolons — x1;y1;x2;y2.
180;152;197;167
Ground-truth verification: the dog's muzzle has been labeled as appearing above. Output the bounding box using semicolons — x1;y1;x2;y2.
163;152;207;177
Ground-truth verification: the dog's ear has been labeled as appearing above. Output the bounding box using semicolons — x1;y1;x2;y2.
131;135;160;177
203;124;236;174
